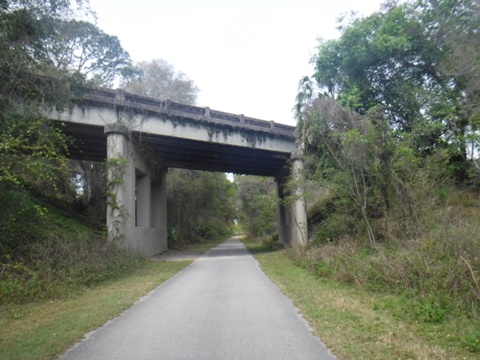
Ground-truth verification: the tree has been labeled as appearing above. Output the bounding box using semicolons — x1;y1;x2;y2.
235;175;278;239
167;170;236;246
122;58;199;104
0;1;78;188
0;0;133;189
306;0;480;181
418;0;480;179
42;19;134;86
0;0;137;241
297;96;427;244
41;18;135;217
121;58;237;246
295;0;480;244
312;3;442;130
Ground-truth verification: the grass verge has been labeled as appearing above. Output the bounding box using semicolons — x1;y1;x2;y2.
0;237;227;360
0;261;191;360
245;239;479;360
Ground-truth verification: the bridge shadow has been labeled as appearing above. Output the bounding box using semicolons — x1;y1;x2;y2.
199;238;253;259
245;244;282;256
198;237;284;260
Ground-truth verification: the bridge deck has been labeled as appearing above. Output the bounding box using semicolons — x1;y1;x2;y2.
53;87;297;177
80;87;295;138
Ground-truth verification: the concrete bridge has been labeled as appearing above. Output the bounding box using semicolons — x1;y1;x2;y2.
48;87;307;256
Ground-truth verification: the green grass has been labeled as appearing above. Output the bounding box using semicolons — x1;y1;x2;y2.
0;186;158;305
0;185;232;359
0;260;191;360
244;239;479;360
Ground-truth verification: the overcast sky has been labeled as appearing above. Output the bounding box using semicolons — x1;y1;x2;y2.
90;0;385;125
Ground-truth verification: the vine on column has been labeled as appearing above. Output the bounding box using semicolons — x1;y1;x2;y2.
105;156;129;241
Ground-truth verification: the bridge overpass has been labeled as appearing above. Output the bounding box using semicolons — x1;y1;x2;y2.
48;87;307;256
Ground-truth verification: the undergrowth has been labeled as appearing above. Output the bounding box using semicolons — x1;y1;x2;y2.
0;186;145;305
290;187;480;353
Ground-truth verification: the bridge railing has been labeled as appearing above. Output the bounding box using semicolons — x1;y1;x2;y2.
80;87;295;138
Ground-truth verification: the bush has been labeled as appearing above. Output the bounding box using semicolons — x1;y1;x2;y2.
0;232;145;305
166;170;235;247
0;187;47;253
290;188;480;324
235;175;278;239
0;187;145;304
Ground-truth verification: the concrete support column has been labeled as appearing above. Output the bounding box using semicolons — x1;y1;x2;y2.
104;125;168;256
138;166;167;255
151;167;167;232
132;164;168;256
290;156;308;246
136;172;151;227
275;175;291;245
104;124;134;245
275;153;308;247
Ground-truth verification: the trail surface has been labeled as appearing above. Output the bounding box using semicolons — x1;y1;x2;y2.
60;238;335;360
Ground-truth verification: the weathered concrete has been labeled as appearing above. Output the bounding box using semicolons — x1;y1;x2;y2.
47;87;308;254
274;152;307;247
290;156;308;246
104;123;167;255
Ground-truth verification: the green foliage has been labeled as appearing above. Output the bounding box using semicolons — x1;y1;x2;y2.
167;169;235;247
71;160;107;221
0;186;144;304
464;329;480;353
0;0;133;192
0;186;48;252
313;3;436;126
0;235;143;304
241;235;279;255
293;5;480;342
0;116;69;187
104;156;129;241
235;175;278;240
43;19;133;86
298;99;425;245
410;296;450;324
290;188;480;335
303;0;480;181
0;0;134;228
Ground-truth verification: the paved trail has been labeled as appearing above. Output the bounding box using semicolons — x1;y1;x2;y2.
60;238;336;360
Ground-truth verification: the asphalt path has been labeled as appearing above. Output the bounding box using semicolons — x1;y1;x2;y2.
60;237;336;360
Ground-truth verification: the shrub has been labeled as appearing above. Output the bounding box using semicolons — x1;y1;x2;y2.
0;233;144;304
291;188;480;325
0;187;145;304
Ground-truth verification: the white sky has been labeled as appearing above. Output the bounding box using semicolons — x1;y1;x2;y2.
90;0;385;126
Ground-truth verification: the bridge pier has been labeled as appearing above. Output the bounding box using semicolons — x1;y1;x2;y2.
50;87;304;253
276;154;308;246
105;124;168;256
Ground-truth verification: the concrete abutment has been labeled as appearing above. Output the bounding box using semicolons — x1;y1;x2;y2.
105;124;168;256
52;89;309;254
275;154;308;247
105;124;308;254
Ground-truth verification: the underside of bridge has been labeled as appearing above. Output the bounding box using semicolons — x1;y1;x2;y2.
50;88;308;256
62;123;291;177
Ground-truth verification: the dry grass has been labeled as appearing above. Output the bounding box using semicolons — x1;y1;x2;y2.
0;237;229;360
250;246;478;359
250;188;480;357
0;260;191;360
